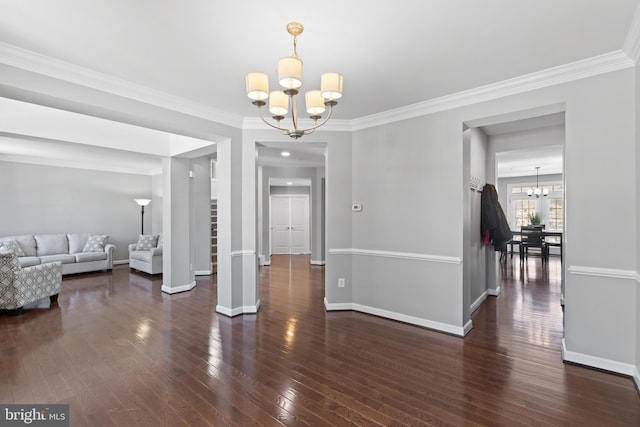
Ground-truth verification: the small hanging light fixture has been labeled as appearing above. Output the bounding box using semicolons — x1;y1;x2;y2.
527;167;548;198
245;22;343;139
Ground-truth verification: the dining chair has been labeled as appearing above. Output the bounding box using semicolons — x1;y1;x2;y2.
519;226;548;264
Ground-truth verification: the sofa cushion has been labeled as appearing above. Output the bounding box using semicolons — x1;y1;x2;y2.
39;254;76;265
136;235;159;250
0;239;26;257
68;233;91;254
130;250;154;262
35;234;68;256
83;235;108;252
0;235;36;257
157;235;163;248
18;257;41;268
75;252;108;262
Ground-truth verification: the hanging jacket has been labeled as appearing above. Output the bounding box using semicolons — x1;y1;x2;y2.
480;184;513;252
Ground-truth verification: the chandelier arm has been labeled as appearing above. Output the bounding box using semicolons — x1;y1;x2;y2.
302;104;335;134
256;106;288;133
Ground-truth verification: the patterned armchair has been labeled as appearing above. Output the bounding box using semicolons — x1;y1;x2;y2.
0;250;62;314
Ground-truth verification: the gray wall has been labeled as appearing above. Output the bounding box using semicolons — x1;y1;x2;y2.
469;128;488;311
192;157;212;273
0;160;152;261
344;66;638;360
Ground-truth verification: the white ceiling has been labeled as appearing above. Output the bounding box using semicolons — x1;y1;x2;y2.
0;1;638;172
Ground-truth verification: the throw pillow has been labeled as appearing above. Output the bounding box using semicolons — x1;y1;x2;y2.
0;239;26;257
83;234;109;252
136;235;159;250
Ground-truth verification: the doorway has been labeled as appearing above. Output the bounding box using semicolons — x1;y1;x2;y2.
270;194;310;255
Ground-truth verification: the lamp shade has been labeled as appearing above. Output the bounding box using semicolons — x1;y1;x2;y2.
269;91;289;116
305;90;326;115
134;199;152;207
278;57;303;89
246;72;269;101
321;72;343;100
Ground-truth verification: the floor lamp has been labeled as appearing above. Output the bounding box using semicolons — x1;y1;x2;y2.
134;199;151;235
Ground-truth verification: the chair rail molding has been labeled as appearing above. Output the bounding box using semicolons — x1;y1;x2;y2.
231;249;256;257
567;265;637;280
328;248;461;264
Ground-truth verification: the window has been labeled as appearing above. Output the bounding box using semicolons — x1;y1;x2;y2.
547;199;564;231
507;181;563;231
514;199;537;229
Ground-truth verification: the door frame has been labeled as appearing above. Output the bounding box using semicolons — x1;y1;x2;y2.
268;192;311;257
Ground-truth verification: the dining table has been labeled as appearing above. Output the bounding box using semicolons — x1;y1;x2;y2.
507;230;563;260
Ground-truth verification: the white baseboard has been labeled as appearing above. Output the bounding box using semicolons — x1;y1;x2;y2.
194;270;211;276
161;280;196;294
634;366;640;393
487;287;500;296
216;305;243;317
113;260;129;266
324;298;467;337
463;319;473;336
324;298;353;311
470;291;488;313
262;260;271;266
216;300;261;317
310;260;325;266
243;299;261;314
562;339;638;378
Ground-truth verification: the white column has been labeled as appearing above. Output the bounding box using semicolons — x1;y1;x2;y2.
161;157;195;294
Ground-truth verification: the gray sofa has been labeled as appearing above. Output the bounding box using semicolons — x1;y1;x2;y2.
0;233;115;275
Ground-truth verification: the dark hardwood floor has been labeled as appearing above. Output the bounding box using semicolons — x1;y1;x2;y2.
1;254;639;426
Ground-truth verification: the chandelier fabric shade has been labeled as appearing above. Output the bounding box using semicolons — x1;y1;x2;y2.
245;22;343;139
269;91;288;117
321;72;343;101
278;57;303;90
246;73;269;101
305;90;326;115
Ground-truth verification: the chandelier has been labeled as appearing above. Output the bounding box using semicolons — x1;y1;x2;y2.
528;166;548;198
245;22;343;139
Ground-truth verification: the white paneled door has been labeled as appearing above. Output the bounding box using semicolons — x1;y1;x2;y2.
270;195;310;254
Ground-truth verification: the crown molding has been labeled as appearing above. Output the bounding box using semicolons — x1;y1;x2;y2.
624;3;640;63
0;42;243;128
351;50;634;131
0;42;635;136
242;116;352;133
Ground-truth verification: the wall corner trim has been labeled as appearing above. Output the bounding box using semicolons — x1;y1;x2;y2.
623;2;640;63
487;287;501;296
310;260;325;266
562;339;638;378
161;280;196;294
